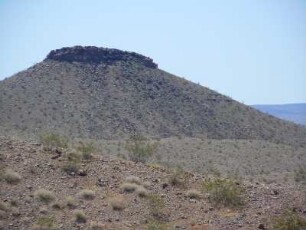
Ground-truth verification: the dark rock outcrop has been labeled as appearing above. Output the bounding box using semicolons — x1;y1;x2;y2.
45;46;158;68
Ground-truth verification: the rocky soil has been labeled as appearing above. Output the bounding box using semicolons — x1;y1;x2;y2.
1;137;305;230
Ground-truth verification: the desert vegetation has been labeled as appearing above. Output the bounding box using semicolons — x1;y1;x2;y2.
125;134;158;163
201;177;246;208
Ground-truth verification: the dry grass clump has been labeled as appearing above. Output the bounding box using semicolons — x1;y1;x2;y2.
33;215;57;230
109;196;127;211
125;175;142;185
273;210;306;230
78;189;95;200
52;201;64;210
135;186;148;197
34;189;55;204
121;182;139;193
74;210;87;223
0;201;9;211
3;169;21;184
186;189;202;200
65;196;77;209
88;222;106;230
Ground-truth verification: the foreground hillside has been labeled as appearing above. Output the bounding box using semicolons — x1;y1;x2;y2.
0;46;306;147
1;137;306;230
252;103;306;126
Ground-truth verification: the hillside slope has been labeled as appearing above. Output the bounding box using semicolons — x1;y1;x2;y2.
252;103;306;126
0;46;305;146
1;137;306;230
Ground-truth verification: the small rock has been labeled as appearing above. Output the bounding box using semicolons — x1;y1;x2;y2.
258;223;265;229
26;185;33;190
78;169;87;176
162;183;168;189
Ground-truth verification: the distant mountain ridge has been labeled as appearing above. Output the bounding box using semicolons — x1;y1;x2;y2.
251;103;306;126
0;46;306;147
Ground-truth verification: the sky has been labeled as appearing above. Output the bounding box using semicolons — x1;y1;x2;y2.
0;0;305;105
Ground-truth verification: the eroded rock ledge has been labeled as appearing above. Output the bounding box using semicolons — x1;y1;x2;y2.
45;46;158;68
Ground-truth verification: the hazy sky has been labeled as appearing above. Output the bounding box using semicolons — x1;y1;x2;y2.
0;0;305;104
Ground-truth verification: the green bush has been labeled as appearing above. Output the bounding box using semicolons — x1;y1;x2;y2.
201;178;245;208
77;142;95;160
273;210;306;230
39;133;68;150
125;134;157;163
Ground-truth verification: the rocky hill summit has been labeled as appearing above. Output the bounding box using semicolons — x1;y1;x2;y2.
45;46;158;68
0;46;305;147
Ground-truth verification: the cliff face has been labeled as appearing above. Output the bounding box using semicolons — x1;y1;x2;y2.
46;46;158;68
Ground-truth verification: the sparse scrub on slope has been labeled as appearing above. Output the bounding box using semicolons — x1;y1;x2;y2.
201;177;246;208
39;133;68;150
125;134;157;163
273;210;306;230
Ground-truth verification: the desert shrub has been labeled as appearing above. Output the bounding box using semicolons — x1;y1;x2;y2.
78;189;95;200
63;161;79;174
273;210;306;230
0;201;8;211
77;142;95;160
39;133;68;150
34;189;55;204
146;194;165;218
65;196;77;208
146;220;168;230
74;210;87;223
201;178;245;208
136;186;148;197
52;201;64;210
109;196;127;211
3;169;21;184
125;175;142;185
294;166;306;184
125;134;157;163
34;215;57;229
186;189;201;200
63;152;80;174
121;182;139;193
168;166;186;188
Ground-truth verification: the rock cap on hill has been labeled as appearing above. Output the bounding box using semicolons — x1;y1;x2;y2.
45;46;158;68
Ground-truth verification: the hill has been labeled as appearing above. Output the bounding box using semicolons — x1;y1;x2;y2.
0;46;306;147
252;103;306;126
1;137;306;229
